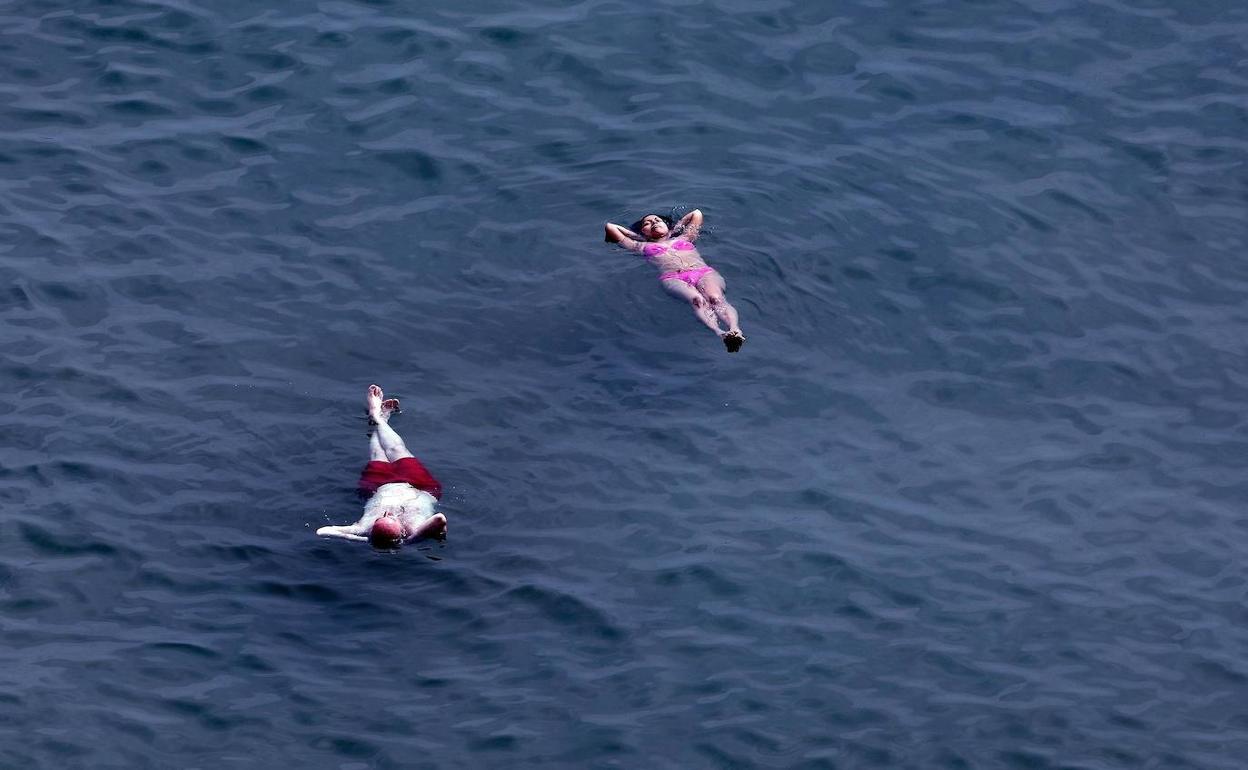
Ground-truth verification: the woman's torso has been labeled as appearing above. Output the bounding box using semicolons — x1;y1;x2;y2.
640;238;707;272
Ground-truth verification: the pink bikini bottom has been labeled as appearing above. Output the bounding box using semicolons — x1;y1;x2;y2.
659;266;715;288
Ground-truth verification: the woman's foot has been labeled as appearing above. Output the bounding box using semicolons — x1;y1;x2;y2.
722;330;746;353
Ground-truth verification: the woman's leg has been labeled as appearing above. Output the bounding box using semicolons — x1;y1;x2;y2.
697;271;741;335
697;272;745;351
661;278;724;335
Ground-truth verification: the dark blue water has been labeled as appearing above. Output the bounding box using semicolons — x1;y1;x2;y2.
3;0;1247;767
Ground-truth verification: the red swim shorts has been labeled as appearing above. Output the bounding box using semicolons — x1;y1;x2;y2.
358;457;442;500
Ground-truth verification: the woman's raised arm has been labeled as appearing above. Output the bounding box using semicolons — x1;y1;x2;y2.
605;222;643;251
675;209;703;240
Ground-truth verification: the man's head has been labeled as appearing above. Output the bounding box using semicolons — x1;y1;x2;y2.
369;512;404;548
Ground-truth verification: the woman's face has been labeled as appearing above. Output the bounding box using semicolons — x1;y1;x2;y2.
637;215;669;240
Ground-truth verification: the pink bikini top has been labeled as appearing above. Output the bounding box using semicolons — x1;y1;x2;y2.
642;239;695;259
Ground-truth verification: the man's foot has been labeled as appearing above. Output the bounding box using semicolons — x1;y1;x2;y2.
722;330;746;353
381;398;400;421
366;384;385;423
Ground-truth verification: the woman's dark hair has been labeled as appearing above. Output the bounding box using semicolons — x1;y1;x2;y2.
631;214;674;236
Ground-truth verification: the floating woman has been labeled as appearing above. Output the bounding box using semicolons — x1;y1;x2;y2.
605;209;746;353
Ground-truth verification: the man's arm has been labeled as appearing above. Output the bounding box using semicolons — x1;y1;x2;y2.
674;209;703;241
317;524;368;542
405;513;448;542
